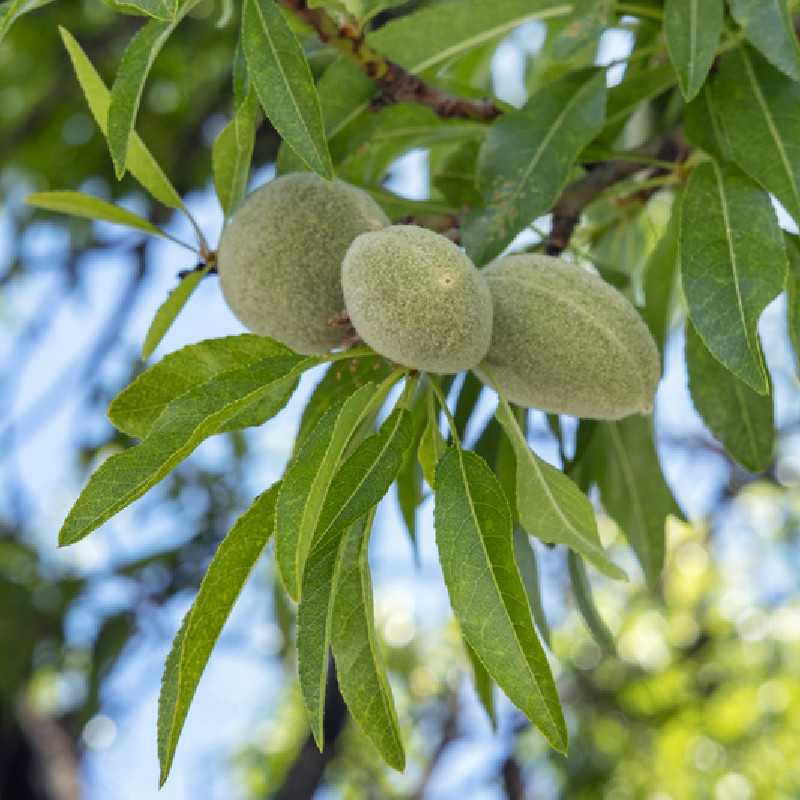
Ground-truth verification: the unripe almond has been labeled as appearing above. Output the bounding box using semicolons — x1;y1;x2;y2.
217;173;390;355
342;225;493;374
476;254;660;419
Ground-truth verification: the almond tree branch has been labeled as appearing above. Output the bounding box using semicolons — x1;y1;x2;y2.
277;0;502;120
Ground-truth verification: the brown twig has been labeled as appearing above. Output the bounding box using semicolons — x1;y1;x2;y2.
546;134;688;255
277;0;501;121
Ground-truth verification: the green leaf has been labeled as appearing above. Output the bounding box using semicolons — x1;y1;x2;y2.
25;191;165;237
642;198;680;355
110;335;295;439
513;529;551;648
417;388;446;489
604;64;677;130
297;408;413;748
786;234;800;377
728;0;800;82
60;354;312;546
680;161;787;393
589;416;681;588
367;0;573;75
464;638;496;728
242;0;333;179
213;90;258;218
685;322;774;472
276;382;383;600
157;483;279;786
494;397;625;580
463;70;606;265
108;18;183;179
104;0;178;20
59;27;185;210
684;86;733;161
663;0;723;101
434;447;567;752
141;267;211;360
567;550;616;656
0;0;55;44
714;46;800;226
330;510;405;770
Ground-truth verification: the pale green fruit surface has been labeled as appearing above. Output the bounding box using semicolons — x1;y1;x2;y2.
217;173;390;354
476;254;660;419
342;226;493;374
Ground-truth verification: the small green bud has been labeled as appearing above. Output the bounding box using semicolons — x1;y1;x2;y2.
217;173;390;355
476;254;660;419
342;226;493;374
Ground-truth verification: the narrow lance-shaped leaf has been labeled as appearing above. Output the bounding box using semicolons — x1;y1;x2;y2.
463;69;607;265
59;27;185;210
25;191;166;238
680;161;786;393
417;386;446;489
567;550;616;656
663;0;723;101
714;46;800;227
728;0;800;82
276;382;384;600
105;0;178;20
685;322;774;473
213;89;258;218
242;0;333;179
513;529;551;647
603;64;677;130
589;416;682;588
330;510;405;770
434;447;567;752
684;85;732;161
141;267;212;361
297;408;413;748
108;17;185;179
494;397;626;580
59;354;312;546
109;334;294;439
158;483;280;786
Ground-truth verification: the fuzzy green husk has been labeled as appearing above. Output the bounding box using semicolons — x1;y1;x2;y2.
476;254;660;419
217;173;390;354
342;226;493;374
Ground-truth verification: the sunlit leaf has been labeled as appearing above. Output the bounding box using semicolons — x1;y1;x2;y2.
212;90;258;218
0;0;55;45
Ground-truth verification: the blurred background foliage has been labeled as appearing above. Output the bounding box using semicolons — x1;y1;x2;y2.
2;0;800;798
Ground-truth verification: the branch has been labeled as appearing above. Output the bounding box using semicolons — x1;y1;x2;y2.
501;755;526;800
546;134;688;255
278;0;501;121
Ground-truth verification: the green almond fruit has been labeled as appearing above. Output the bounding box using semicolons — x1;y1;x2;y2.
476;254;660;419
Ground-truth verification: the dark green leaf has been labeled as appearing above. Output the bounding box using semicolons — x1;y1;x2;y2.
684;86;733;161
104;0;178;20
110;335;295;439
434;447;567;751
589;416;681;588
0;0;55;45
213;90;258;218
680;161;787;393
567;550;616;656
141;268;211;360
330;511;405;770
242;0;333;178
276;382;383;600
728;0;800;81
664;0;723;101
157;483;279;785
108;18;183;179
297;409;413;747
513;529;551;647
495;397;625;580
604;64;677;130
60;354;311;546
686;322;774;472
714;46;800;226
463;70;607;265
787;234;800;376
464;638;496;728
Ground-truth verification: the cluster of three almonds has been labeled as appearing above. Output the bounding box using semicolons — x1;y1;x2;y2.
218;173;659;421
